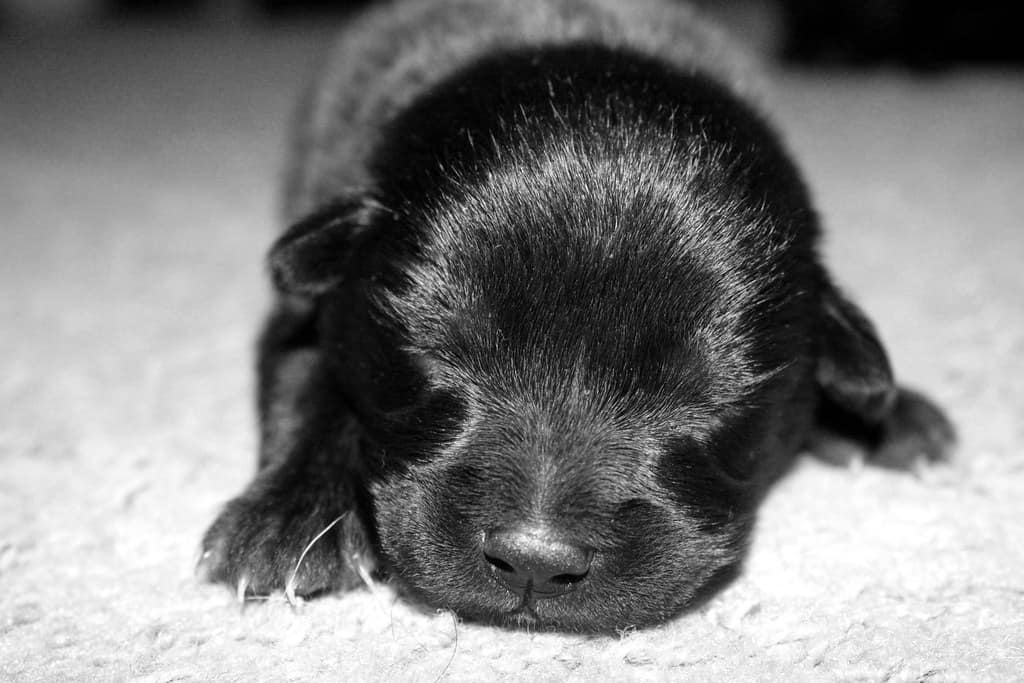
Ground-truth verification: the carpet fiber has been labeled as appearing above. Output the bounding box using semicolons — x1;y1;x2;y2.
1;25;1022;682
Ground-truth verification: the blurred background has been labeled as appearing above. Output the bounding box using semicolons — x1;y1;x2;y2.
2;0;1023;66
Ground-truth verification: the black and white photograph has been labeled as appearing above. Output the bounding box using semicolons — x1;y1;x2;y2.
1;0;1021;679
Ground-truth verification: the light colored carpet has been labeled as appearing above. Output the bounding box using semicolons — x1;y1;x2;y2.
1;25;1022;682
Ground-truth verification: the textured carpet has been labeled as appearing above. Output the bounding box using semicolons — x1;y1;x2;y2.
1;24;1022;682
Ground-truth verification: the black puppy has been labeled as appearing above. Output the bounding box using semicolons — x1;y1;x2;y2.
200;0;954;631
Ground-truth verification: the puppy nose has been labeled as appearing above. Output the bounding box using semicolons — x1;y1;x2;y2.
482;526;592;598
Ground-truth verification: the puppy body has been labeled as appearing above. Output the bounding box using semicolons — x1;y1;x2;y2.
202;0;954;631
282;0;754;223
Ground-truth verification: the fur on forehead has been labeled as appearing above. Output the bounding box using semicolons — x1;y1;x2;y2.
377;124;795;433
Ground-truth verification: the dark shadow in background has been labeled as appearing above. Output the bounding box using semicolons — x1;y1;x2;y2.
3;0;1022;67
780;0;1024;67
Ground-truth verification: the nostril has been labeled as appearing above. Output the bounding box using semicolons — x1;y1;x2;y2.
483;553;514;574
482;525;593;598
550;571;587;585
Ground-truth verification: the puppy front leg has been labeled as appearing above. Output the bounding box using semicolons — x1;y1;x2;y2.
199;301;369;599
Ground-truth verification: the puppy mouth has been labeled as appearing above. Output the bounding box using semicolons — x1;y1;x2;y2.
478;562;600;629
488;584;618;632
497;592;563;628
510;594;540;620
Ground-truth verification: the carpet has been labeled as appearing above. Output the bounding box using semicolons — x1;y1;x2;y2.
1;23;1022;682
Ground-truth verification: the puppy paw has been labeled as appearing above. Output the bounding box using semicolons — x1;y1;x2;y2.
198;472;367;601
868;387;956;471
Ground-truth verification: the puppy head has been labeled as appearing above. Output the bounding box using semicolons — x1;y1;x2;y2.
267;49;895;630
269;131;827;630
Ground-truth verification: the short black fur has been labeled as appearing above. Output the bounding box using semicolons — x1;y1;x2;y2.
199;0;954;632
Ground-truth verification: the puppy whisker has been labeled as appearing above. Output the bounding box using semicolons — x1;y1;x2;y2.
284;513;346;607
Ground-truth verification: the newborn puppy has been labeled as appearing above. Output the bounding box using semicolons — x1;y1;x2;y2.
200;0;954;631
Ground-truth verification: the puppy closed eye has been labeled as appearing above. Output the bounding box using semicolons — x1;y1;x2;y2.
658;438;755;526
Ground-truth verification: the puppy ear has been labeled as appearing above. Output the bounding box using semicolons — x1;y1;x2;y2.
816;282;897;424
268;198;381;296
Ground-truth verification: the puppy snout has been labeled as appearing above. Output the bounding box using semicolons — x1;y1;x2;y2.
482;525;592;598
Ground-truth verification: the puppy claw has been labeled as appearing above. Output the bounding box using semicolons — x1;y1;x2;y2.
237;575;251;604
194;548;214;583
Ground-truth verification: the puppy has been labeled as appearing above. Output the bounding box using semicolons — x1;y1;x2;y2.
200;0;954;632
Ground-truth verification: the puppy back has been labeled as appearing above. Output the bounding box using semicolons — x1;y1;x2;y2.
283;0;759;222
